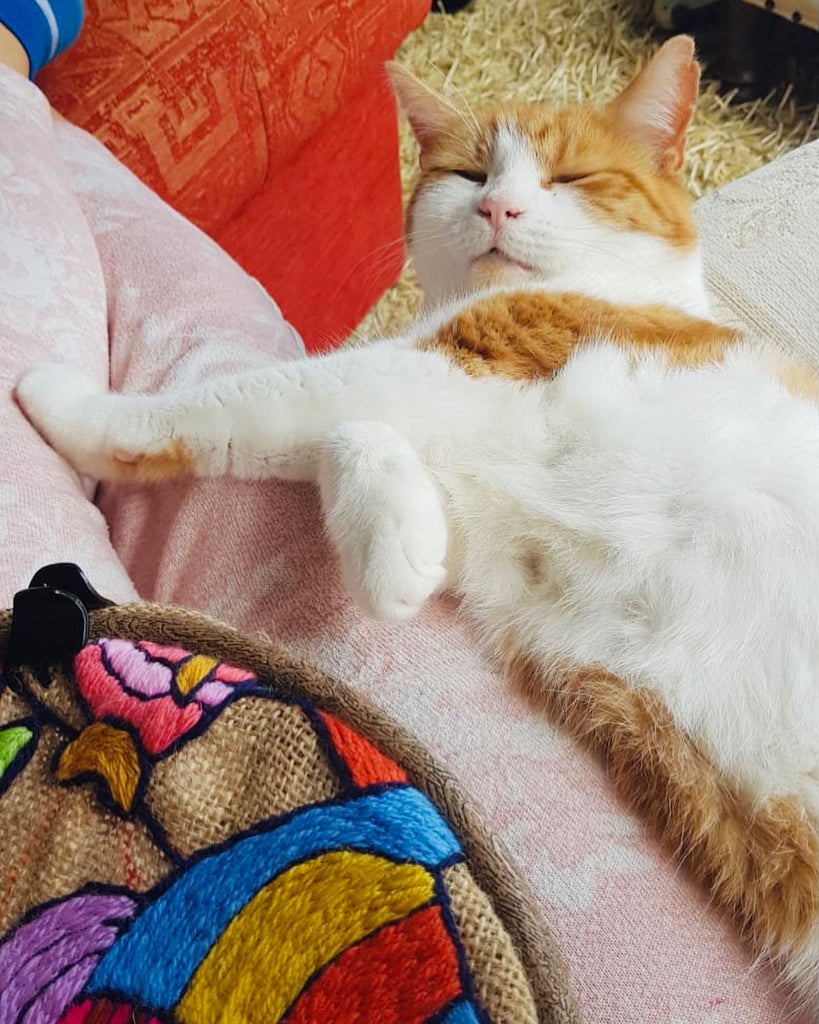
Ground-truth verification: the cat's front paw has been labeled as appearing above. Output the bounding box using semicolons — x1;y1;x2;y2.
345;495;448;622
320;424;448;621
16;362;107;473
356;494;448;622
17;362;98;433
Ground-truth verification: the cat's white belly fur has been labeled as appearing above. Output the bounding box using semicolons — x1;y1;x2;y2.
434;342;819;814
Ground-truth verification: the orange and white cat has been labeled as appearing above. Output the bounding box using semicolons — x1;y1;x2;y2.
17;37;819;1004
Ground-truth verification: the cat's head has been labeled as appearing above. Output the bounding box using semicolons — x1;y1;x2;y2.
389;37;703;308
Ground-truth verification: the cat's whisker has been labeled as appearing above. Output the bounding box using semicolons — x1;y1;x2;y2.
330;236;408;296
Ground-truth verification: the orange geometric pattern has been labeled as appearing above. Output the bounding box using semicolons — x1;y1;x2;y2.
39;0;428;231
214;69;408;350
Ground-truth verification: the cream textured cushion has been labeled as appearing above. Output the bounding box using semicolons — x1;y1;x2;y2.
697;138;819;359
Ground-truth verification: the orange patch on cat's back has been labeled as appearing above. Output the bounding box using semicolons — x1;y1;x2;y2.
506;649;819;958
772;358;819;404
420;289;740;380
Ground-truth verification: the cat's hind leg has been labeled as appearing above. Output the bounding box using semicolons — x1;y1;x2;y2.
318;421;448;621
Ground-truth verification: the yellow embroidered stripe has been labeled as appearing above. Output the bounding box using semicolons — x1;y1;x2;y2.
175;655;219;696
176;851;435;1024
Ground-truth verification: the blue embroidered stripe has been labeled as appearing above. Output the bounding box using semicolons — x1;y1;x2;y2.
88;786;460;1008
440;998;483;1024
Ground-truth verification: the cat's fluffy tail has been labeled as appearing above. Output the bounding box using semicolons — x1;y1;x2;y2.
505;651;819;1010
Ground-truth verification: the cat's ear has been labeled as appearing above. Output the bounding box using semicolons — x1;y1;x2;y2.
607;35;700;174
386;63;459;148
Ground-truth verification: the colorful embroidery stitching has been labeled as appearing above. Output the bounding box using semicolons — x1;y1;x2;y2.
57;721;143;812
0;723;33;779
0;638;495;1024
0;717;39;797
319;711;409;789
55;640;262;815
284;905;463;1024
0;892;136;1024
75;640;256;757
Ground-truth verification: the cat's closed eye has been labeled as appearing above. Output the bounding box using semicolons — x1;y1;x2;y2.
550;172;588;185
453;169;488;184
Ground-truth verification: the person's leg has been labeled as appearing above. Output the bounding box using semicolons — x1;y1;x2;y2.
0;0;82;78
51;120;304;395
0;22;28;76
0;56;135;601
38;116;309;615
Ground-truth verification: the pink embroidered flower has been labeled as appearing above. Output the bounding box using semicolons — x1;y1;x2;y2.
73;640;256;756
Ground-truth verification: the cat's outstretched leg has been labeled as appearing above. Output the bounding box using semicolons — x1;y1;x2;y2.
16;342;474;483
15;361;276;481
318;421;448;620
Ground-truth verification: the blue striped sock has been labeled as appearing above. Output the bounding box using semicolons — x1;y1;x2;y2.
0;0;84;78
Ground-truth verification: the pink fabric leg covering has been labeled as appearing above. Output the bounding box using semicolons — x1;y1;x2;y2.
51;118;308;615
0;67;134;602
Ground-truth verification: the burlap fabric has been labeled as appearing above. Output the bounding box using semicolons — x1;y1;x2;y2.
0;603;580;1024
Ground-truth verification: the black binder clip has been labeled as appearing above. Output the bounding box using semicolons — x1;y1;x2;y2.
5;563;112;689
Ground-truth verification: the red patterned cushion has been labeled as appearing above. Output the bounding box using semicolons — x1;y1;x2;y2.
214;70;406;350
38;0;429;235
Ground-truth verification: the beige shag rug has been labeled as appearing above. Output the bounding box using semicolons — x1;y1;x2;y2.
356;0;819;341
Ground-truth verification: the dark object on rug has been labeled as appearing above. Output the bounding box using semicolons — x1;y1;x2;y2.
674;0;819;101
433;0;475;12
0;566;580;1024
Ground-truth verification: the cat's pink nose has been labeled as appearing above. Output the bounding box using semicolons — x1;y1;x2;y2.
478;196;523;230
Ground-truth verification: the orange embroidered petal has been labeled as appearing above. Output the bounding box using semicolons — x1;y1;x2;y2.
286;905;461;1024
319;712;408;788
57;723;142;813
